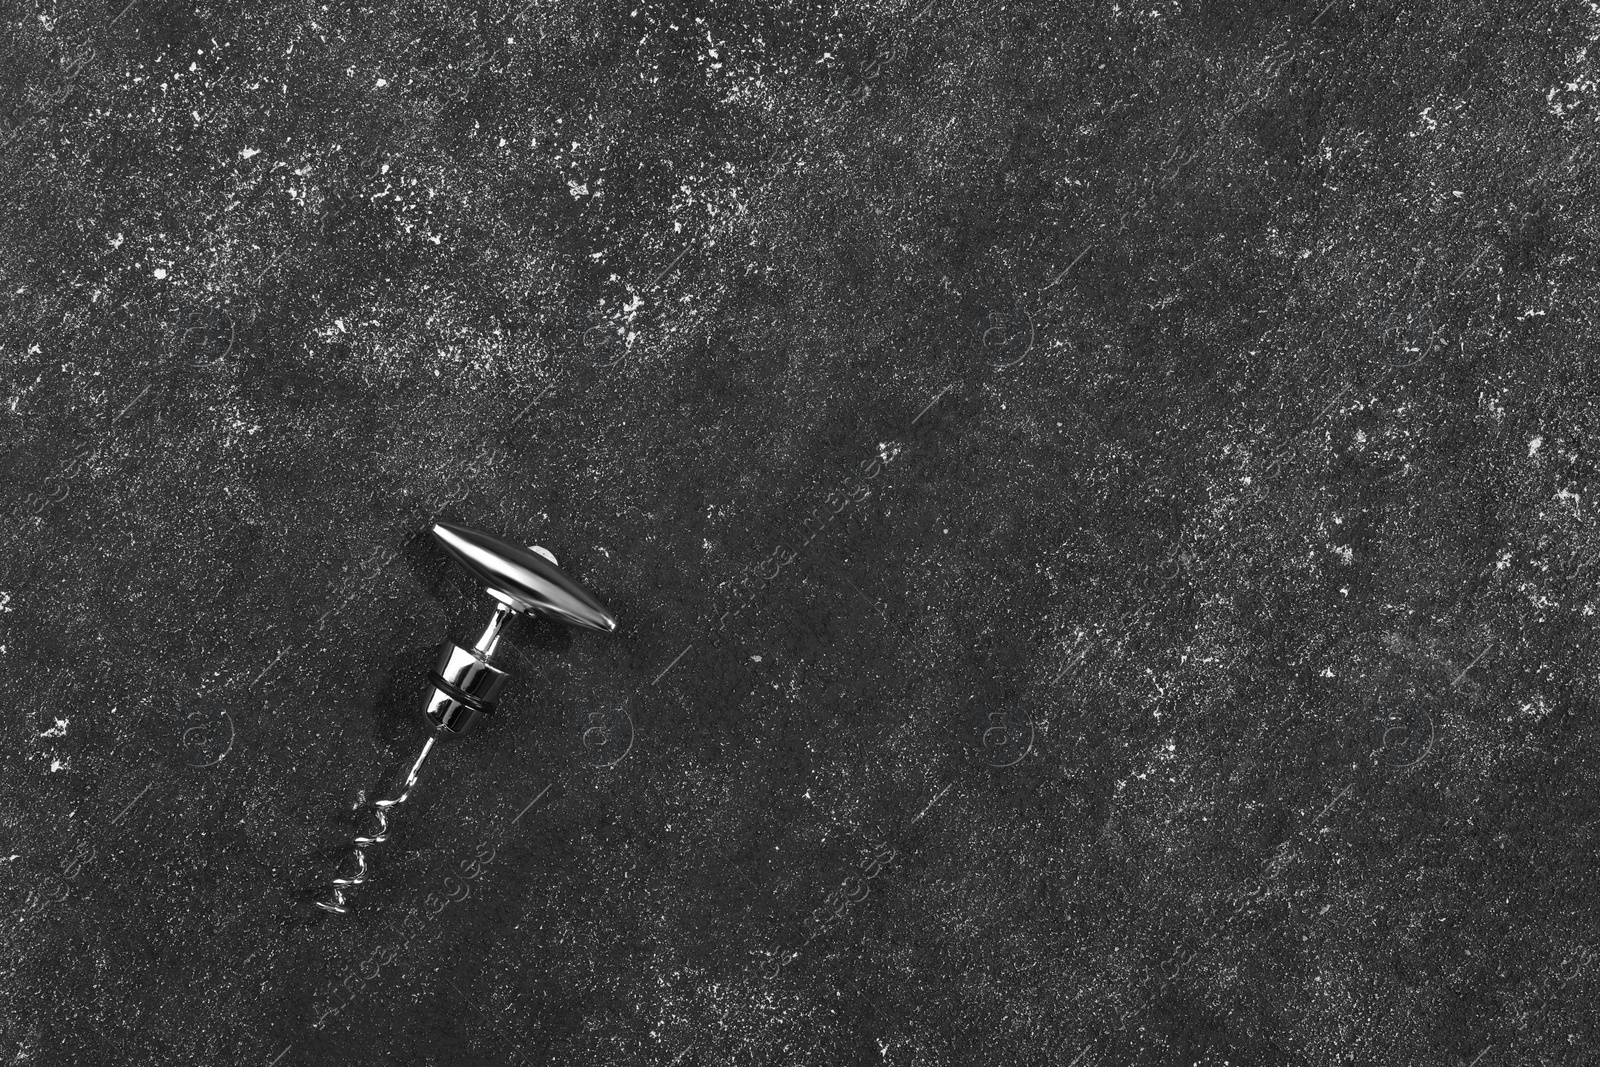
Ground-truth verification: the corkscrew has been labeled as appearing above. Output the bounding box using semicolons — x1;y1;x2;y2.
316;520;617;914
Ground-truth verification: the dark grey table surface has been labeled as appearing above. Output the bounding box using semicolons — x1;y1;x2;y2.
2;0;1595;1064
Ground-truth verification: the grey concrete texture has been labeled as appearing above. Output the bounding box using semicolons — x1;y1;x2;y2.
1;0;1595;1064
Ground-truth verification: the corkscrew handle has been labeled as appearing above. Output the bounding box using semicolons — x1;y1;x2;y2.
430;522;617;633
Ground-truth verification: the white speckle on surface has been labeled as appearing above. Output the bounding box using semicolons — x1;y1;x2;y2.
152;267;167;279
751;655;762;662
1530;436;1543;457
49;758;68;773
39;718;67;738
376;78;388;87
239;147;260;158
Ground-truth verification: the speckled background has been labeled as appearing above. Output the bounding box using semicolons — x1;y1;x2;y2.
3;0;1598;1064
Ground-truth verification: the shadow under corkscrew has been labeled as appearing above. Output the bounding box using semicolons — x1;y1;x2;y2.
317;736;437;914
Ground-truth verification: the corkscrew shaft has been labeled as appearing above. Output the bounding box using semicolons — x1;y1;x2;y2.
316;736;436;914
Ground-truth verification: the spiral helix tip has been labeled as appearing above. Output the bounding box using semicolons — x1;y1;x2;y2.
316;737;435;914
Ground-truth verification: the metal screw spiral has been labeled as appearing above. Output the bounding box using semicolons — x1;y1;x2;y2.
317;737;436;914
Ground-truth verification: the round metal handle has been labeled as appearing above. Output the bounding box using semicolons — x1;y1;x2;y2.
431;521;617;632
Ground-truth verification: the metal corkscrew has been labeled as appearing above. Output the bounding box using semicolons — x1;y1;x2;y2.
316;520;618;914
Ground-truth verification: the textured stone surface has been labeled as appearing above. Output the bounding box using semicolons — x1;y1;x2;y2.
2;0;1596;1064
